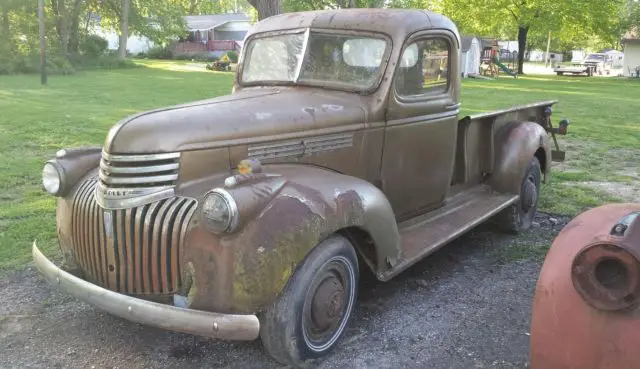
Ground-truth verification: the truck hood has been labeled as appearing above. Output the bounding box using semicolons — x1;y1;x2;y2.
105;87;367;154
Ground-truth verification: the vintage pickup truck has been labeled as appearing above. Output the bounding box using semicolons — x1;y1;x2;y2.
34;8;569;366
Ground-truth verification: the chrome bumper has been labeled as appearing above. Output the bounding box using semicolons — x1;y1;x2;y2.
32;242;260;341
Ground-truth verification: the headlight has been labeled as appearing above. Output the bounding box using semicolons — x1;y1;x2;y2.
201;189;239;233
42;161;63;195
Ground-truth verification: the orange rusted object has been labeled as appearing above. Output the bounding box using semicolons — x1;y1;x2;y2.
530;203;640;369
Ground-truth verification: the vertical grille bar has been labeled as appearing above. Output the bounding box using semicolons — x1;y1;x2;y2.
176;200;197;290
151;199;173;294
124;208;135;294
70;178;196;296
134;206;146;294
96;205;107;286
87;197;99;281
112;211;122;292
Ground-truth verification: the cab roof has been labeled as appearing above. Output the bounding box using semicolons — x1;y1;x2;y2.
245;8;459;46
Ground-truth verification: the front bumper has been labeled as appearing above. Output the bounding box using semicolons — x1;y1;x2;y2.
32;242;260;341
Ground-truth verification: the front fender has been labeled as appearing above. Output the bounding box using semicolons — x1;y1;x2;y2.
489;121;550;194
530;203;640;369
184;164;400;313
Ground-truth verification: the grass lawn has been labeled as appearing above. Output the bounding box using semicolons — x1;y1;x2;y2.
1;60;639;272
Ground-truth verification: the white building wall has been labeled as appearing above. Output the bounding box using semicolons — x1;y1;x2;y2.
94;27;155;54
622;43;640;76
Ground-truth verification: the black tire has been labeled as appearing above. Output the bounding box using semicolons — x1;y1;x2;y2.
259;235;359;367
556;72;563;76
493;156;542;234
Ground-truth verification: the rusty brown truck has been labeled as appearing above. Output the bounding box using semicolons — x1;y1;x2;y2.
34;8;569;366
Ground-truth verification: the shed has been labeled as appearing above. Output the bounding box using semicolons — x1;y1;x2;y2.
460;36;481;77
622;30;640;77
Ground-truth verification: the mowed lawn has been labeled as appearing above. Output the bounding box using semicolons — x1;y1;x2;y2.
0;60;638;271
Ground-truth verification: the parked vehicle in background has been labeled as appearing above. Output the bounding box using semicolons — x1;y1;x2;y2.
583;53;613;75
34;8;569;367
554;53;613;76
530;203;640;369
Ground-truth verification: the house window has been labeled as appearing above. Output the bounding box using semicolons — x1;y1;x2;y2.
395;38;450;97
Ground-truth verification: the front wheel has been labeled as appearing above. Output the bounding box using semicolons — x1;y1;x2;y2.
259;235;359;366
493;156;542;234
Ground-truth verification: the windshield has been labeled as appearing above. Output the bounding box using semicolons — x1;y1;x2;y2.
586;54;605;61
241;30;388;91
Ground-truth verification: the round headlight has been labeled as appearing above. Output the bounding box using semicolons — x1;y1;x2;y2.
201;189;239;233
42;162;62;195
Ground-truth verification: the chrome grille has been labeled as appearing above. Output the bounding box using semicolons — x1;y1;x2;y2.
72;178;197;295
96;151;180;209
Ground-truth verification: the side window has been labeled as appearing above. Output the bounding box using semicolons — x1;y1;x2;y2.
395;38;450;97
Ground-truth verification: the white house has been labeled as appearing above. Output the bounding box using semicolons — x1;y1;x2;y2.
183;13;251;43
89;13;252;56
460;36;481;77
95;29;155;54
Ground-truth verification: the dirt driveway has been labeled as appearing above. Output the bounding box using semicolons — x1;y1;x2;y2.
0;213;568;369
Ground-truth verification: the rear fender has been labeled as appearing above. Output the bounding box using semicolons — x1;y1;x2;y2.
489;121;550;194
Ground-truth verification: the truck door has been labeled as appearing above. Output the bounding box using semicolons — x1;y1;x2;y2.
381;31;460;220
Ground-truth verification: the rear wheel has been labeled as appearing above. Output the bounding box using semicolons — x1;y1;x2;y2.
556;72;563;76
259;235;359;366
494;156;542;234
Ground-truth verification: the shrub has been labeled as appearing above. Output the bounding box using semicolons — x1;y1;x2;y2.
225;51;238;63
81;34;109;57
147;46;173;59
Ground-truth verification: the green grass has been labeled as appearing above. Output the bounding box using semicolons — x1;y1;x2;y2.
0;60;234;271
1;61;639;272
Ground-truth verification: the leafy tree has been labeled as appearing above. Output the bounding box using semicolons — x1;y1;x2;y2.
389;0;625;74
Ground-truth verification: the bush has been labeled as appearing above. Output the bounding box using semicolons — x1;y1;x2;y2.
147;46;173;59
81;34;109;57
225;51;238;63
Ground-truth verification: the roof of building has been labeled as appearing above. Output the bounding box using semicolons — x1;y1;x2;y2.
461;36;479;52
184;13;251;31
245;8;460;47
622;29;639;44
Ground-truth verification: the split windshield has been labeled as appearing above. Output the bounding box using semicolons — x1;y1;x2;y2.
241;30;388;91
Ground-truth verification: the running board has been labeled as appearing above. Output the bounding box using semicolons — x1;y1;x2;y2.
380;185;518;281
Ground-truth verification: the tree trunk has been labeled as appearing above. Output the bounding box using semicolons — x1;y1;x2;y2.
118;0;130;60
247;0;281;21
67;0;83;53
51;0;71;54
517;25;528;75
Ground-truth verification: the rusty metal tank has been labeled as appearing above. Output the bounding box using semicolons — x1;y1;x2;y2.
530;203;640;369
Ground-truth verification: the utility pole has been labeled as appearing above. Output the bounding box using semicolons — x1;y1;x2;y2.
544;31;551;68
38;0;47;85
